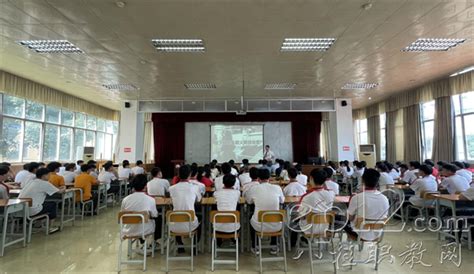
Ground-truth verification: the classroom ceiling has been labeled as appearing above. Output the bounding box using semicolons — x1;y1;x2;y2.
0;0;473;111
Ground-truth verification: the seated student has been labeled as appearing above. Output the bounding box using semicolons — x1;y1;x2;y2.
243;167;261;203
256;160;264;169
47;162;65;189
323;167;339;195
197;166;213;188
20;162;40;188
352;161;365;190
87;160;99;178
464;162;474;174
131;160;145;175
98;162;120;198
295;164;308;186
424;159;438;180
75;160;84;174
278;161;291;181
240;159;250;169
386;162;400;180
238;166;252;187
62;163;77;185
453;161;473;184
440;164;470;194
118;160;132;179
213;174;241;246
293;168;335;260
147;167;170;196
401;161;421;184
210;162;220;180
75;164;99;208
283;168;307;196
215;163;240;191
0;166;10;199
247;168;285;255
340;160;354;185
376;163;394;190
228;160;239;176
15;163;30;183
189;164;206;195
19;168;63;232
345;169;390;241
121;174;159;245
399;163;408;179
327;161;337;173
271;159;281;175
169;165;202;252
409;164;438;207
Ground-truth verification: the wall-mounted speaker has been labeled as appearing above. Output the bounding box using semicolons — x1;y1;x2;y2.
341;100;347;107
125;102;131;108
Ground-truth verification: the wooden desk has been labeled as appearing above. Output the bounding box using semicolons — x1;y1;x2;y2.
429;194;461;242
389;184;410;190
9;189;20;197
0;199;28;256
46;189;76;231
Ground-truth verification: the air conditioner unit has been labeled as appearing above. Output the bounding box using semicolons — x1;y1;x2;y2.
358;144;376;168
83;146;95;162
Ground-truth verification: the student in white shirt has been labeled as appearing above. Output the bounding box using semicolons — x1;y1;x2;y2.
345;169;390;241
440;164;470;194
213;174;241;246
189;164;206;195
169;165;202;252
295;164;308;186
61;163;77;185
18;168;63;232
98;163;120;201
147;167;169;196
376;163;394;190
278;161;291;181
238;166;252;187
75;160;84;174
121;174;159;243
15;163;30;183
340;160;354;184
271;159;281;175
215;163;240;191
210;162;220;180
323;167;339;195
352;162;365;191
243;167;261;203
20;162;40;189
409;164;438;207
263;145;276;162
228;160;239;176
119;160;133;179
386;162;400;180
283;168;307;196
0;166;10;199
401;161;420;184
453;161;473;184
131;160;145;176
247;168;284;255
293;168;335;260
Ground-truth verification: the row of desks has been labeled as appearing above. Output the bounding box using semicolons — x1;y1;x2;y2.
0;198;30;256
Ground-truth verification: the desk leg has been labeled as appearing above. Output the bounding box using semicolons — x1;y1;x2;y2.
160;206;166;255
22;204;27;247
452;201;458;244
60;194;66;231
200;205;205;253
72;193;76;227
436;199;441;240
1;211;8;256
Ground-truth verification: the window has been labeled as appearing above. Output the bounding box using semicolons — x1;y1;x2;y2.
43;124;59;161
23;121;42;162
96;132;105;159
61;110;74;127
59;127;73;161
420;101;435;160
0;118;23;162
25;101;44;121
75;113;86;128
355;119;368;145
85;130;95;147
97;118;106;132
380;113;386;160
45;106;60;124
453;91;474;160
86;115;97;130
74;129;85;158
3;95;25;118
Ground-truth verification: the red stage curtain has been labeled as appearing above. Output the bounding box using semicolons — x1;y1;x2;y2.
152;112;321;177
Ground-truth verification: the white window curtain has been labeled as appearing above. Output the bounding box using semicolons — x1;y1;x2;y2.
143;113;155;163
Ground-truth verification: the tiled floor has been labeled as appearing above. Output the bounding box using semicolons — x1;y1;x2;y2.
0;207;473;273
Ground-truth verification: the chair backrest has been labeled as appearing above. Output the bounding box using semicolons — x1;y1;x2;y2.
167;210;195;223
306;212;334;224
74;188;84;202
355;217;386;230
421;191;440;199
118;211;150;224
19;198;33;207
258;210;286;223
210;210;240;224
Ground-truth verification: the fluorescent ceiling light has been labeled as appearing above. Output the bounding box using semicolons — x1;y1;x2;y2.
102;83;139;91
151;39;205;52
281;38;336;52
184;83;216;90
342;83;379;90
17;40;83;53
450;65;474;77
264;83;297;90
402;38;466;52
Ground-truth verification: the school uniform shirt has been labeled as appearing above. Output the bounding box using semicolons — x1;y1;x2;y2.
74;173;97;202
58;166;66;175
213;189;241;232
19;178;59;216
119;167;132;179
409;176;438;207
347;190;389;241
169;181;202;233
283;181;307;196
214;175;240;191
238;173;252;187
131;166;145;175
461;187;474;201
341;167;354;178
299;188;335;234
230;167;239;176
0;183;8;199
62;171;76;185
402;169;419;184
378;172;394;190
121;192;158;237
263;150;275;162
441;174;470;194
147;178;170;196
324;180;340;195
210;168;220;180
49;172;65;188
189;179;206;195
352;167;365;187
456;169;473;184
15;170;29;183
98;170;117;190
20;172;36;189
242;181;260;203
248;182;285;232
388;169;400;180
296;174;308;186
200;177;213;187
75;164;81;174
279;169;289;181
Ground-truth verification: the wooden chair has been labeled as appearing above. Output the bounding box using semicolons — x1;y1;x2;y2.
256;210;287;274
210;210;240;271
74;188;94;220
404;191;439;225
166;210;198;272
117;211;154;272
351;218;386;270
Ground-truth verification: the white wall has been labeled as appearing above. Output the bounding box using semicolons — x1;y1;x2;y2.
118;100;144;163
185;122;293;164
329;99;355;161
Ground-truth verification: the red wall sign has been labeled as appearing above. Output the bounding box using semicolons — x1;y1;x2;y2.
124;147;132;153
342;146;350;151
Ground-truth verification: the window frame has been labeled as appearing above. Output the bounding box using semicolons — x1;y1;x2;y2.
453;92;474;161
420;100;435;160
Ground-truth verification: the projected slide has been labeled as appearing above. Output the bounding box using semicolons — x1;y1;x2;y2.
210;124;263;163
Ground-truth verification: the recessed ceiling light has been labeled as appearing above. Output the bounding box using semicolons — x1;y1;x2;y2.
281;38;336;52
361;3;373;10
402;38;466;52
368;97;372;100
115;1;126;8
341;82;379;90
102;83;139;91
450;65;474;77
151;39;205;52
184;83;216;90
264;83;297;90
17;40;83;53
